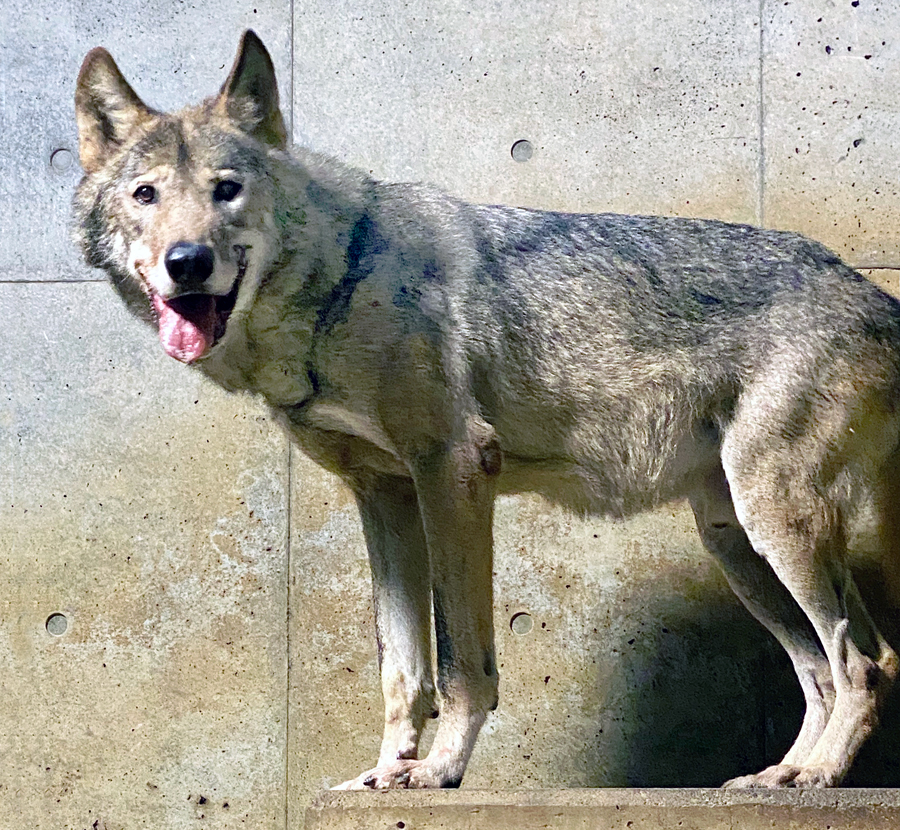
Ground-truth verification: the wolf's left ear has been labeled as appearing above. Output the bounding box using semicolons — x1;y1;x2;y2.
75;48;157;173
217;31;287;149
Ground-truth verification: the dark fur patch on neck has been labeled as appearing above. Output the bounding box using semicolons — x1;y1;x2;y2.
314;211;387;337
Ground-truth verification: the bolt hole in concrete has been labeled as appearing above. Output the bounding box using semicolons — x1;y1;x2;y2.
50;148;73;172
510;611;533;635
511;139;533;162
46;613;68;636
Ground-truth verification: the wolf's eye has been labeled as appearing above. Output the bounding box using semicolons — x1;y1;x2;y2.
214;180;243;202
133;184;157;205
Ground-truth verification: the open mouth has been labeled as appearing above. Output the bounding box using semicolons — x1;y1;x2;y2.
151;245;248;364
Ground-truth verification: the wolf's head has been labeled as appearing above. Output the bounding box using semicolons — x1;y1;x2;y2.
73;31;287;364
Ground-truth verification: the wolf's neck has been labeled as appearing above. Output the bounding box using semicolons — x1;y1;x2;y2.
199;156;376;406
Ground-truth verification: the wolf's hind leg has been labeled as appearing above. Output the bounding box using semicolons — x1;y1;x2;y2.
720;439;899;788
333;475;435;789
689;467;835;785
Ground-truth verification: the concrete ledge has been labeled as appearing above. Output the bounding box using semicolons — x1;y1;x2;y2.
305;788;900;830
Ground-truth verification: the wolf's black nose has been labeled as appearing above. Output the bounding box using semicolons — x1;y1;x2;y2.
165;242;215;285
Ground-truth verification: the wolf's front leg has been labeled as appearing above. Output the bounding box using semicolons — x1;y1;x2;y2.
333;475;436;789
338;423;501;789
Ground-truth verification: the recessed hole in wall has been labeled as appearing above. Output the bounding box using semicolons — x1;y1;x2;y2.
50;149;73;172
46;613;68;636
510;612;533;635
511;140;533;163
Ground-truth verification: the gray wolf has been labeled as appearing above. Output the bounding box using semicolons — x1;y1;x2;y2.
74;30;900;789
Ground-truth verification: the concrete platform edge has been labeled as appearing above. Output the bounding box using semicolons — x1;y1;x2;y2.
305;788;900;830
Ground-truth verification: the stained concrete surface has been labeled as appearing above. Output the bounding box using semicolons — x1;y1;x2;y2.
1;2;900;829
0;285;289;828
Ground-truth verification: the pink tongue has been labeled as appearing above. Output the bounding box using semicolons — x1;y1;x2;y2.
152;294;217;363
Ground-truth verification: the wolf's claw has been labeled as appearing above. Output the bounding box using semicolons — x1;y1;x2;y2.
333;759;458;790
724;763;838;788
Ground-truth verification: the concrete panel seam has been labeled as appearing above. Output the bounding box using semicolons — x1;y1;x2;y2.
856;264;900;271
286;12;295;828
285;441;294;830
289;0;295;145
757;0;766;227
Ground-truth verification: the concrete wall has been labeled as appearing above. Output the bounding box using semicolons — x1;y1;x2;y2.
1;1;899;828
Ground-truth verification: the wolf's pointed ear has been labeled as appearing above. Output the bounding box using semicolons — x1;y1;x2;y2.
217;31;287;149
75;48;156;173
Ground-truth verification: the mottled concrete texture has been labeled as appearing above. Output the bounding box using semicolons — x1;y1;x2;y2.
293;0;762;222
763;0;900;264
1;1;900;829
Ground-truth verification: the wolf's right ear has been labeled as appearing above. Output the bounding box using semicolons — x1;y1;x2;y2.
217;31;287;149
75;48;156;173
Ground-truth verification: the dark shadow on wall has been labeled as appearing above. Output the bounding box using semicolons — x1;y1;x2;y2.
574;564;900;788
605;584;802;787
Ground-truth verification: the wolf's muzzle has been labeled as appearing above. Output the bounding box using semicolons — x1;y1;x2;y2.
165;241;215;286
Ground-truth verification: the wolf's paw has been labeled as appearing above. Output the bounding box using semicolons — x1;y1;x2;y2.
332;759;461;790
723;763;837;788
